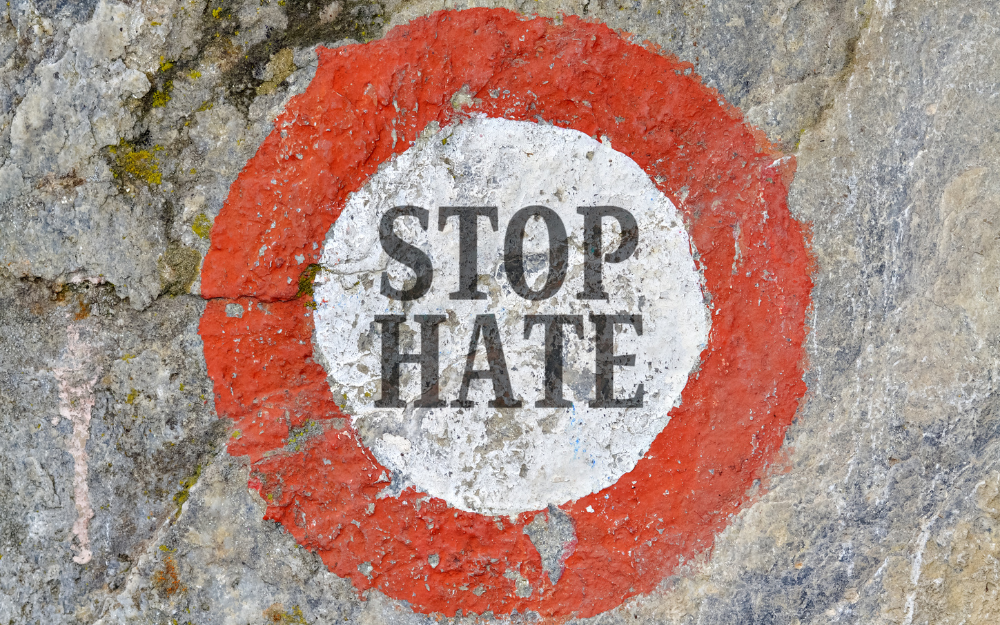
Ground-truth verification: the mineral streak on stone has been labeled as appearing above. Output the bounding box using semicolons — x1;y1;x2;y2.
52;326;98;565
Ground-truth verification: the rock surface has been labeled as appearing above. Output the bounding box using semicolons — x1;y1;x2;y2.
2;0;1000;623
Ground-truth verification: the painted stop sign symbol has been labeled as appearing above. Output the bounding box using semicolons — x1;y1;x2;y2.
315;116;709;516
199;8;811;619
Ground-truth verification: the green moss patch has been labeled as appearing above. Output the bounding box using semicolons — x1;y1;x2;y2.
159;244;202;296
296;263;323;308
109;140;163;186
172;464;202;519
192;213;213;239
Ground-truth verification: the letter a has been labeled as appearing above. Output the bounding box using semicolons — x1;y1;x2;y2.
453;315;522;408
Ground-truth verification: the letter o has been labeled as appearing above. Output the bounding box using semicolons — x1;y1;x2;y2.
503;205;569;300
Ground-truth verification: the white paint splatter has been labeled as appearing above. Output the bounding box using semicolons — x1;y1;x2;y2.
902;520;933;625
314;117;709;515
53;326;97;565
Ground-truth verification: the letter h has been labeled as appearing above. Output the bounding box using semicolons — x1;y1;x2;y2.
373;315;447;408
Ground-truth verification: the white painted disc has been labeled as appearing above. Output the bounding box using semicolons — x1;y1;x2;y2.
312;117;709;515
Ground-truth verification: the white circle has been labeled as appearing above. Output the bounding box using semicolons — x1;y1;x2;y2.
313;117;709;516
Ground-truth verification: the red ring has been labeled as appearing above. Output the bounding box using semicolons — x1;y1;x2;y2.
199;8;812;619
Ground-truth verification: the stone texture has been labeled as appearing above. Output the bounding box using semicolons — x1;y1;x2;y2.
2;0;1000;623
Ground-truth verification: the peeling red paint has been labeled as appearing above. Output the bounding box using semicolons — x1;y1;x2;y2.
199;8;812;619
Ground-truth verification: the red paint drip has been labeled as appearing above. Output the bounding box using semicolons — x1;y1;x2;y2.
200;8;812;619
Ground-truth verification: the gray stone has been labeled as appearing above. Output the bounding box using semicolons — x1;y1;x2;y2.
2;0;1000;623
0;279;220;623
523;505;577;585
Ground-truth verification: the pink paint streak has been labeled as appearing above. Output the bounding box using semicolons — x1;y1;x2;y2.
53;326;97;565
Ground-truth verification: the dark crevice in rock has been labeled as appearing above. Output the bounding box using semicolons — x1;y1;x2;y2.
202;0;386;115
795;0;875;146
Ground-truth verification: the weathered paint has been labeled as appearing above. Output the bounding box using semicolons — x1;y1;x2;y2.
312;117;710;516
200;8;812;618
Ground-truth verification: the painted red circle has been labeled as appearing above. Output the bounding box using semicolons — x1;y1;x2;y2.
198;8;812;619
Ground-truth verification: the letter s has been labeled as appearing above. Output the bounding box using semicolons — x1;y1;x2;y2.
379;205;433;301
